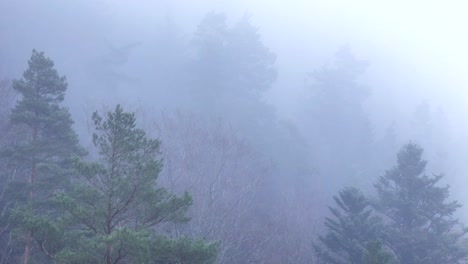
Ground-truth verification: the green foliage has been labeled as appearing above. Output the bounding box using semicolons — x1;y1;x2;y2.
1;50;84;263
151;236;218;264
6;49;84;193
0;52;217;263
55;228;152;264
56;105;216;263
317;143;468;264
375;143;468;264
314;187;383;264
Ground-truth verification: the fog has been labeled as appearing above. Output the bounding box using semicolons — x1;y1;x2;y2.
1;0;468;263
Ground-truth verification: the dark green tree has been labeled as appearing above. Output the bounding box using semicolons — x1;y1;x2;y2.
2;50;84;264
56;105;217;264
375;143;468;264
314;187;383;264
150;236;218;264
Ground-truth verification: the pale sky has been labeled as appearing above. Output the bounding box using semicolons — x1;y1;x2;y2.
141;0;468;116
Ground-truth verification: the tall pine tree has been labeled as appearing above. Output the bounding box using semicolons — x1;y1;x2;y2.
3;50;84;264
55;105;217;263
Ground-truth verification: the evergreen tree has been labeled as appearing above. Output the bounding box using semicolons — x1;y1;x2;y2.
314;187;383;264
190;12;276;119
2;50;84;264
56;105;217;264
375;143;468;264
362;240;392;264
305;46;373;191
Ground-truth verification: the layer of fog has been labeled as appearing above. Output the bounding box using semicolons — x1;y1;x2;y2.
2;0;468;218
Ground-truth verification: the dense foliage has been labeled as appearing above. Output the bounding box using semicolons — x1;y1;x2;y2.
375;143;468;263
0;51;217;264
317;143;468;264
314;187;384;263
0;50;84;263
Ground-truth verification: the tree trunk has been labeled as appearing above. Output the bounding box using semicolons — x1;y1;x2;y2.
23;128;37;264
105;245;112;264
105;197;112;264
23;230;32;264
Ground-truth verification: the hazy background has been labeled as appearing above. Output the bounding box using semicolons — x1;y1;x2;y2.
1;0;468;217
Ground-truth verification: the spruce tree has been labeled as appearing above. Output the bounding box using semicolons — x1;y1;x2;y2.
3;50;84;264
56;105;217;263
375;143;468;264
314;187;383;264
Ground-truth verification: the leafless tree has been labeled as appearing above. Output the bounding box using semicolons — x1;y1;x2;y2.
150;111;282;263
150;111;320;263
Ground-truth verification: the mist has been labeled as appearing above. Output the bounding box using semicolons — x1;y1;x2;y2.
1;0;468;263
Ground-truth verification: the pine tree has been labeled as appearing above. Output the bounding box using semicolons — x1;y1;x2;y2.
314;187;383;264
362;240;392;264
375;143;468;264
2;50;84;264
56;105;217;263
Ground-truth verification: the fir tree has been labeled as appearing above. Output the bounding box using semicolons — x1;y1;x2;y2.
375;143;468;264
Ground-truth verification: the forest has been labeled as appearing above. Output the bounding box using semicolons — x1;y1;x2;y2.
1;1;468;264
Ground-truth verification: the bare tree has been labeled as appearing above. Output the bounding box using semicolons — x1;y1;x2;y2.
146;110;323;263
150;111;286;263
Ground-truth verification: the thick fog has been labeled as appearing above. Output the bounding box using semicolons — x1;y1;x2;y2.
2;0;468;263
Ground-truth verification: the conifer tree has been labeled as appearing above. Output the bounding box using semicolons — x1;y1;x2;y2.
375;143;468;264
3;50;84;264
56;105;217;264
191;12;276;118
314;187;383;264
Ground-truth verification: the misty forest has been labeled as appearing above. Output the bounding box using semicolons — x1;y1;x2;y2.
2;1;468;264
